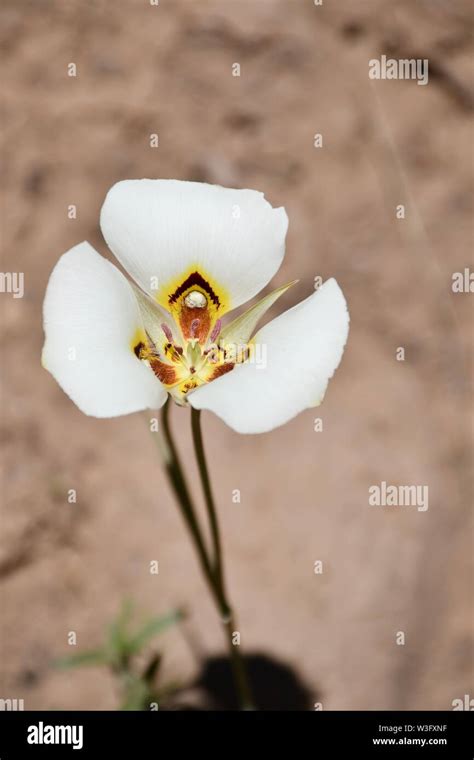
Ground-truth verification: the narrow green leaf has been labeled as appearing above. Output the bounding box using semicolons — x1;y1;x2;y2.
128;610;182;654
120;677;150;711
107;599;134;656
55;649;109;669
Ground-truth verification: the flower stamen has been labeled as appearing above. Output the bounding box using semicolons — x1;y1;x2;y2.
161;323;174;342
190;318;200;338
209;318;222;343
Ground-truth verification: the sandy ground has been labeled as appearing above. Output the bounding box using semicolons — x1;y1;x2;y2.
1;0;473;710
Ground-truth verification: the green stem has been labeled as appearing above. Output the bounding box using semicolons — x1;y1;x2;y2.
154;400;254;709
190;407;254;711
158;400;215;595
191;408;224;591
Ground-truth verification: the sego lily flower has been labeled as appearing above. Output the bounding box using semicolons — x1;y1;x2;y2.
42;180;349;434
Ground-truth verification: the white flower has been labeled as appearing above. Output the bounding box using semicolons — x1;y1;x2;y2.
42;180;349;434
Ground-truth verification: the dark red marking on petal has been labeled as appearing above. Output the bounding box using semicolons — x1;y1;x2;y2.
134;342;145;358
208;362;235;382
182;380;198;394
149;358;178;385
168;272;220;307
179;305;211;343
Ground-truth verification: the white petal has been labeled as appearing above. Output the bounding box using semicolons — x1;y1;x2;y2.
189;279;349;434
100;179;288;312
42;241;167;417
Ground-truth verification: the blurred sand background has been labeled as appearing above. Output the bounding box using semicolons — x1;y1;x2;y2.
1;0;473;709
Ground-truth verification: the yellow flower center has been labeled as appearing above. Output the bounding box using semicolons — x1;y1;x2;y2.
132;272;242;404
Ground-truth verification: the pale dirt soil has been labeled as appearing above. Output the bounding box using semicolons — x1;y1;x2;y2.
1;0;473;709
